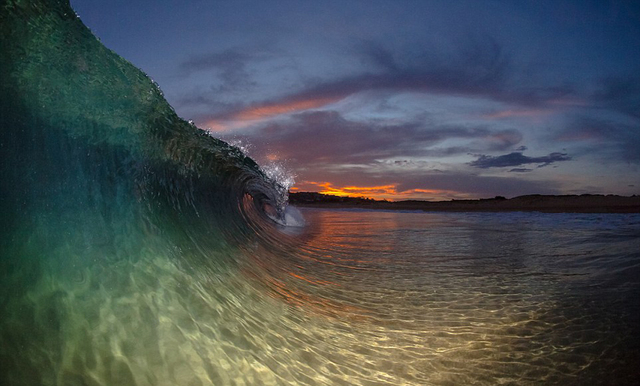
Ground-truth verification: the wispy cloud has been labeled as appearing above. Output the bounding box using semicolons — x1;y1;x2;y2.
178;47;278;98
480;108;552;120
191;33;595;135
557;117;640;163
221;110;524;167
592;75;640;119
201;96;341;131
193;35;517;127
394;172;564;198
180;48;273;76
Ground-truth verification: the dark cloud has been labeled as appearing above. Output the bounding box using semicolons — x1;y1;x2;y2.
469;151;571;169
357;40;400;73
197;32;590;126
557;117;640;163
358;34;510;91
201;35;516;122
309;169;564;198
178;48;274;93
180;48;269;75
224;110;522;166
395;172;563;198
592;75;640;118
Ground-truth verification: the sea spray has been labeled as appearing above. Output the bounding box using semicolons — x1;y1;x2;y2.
217;137;299;224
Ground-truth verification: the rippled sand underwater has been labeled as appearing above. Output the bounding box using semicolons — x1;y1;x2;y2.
2;209;639;386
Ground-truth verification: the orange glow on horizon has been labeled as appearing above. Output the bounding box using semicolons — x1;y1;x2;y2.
298;181;460;201
315;182;397;199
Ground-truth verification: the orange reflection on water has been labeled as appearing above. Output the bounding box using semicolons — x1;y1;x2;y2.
241;246;371;320
237;200;381;319
262;274;371;320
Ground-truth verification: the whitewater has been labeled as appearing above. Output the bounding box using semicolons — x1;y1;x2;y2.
1;1;639;385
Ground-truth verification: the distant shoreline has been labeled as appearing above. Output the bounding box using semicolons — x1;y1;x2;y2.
288;192;640;213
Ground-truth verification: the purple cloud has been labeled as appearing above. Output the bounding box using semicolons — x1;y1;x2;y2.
469;151;571;169
222;110;523;166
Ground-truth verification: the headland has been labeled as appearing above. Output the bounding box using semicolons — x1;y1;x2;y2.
289;192;640;213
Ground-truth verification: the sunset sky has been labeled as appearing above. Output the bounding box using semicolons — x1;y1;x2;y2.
71;0;640;200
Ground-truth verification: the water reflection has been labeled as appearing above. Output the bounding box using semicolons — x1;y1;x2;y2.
2;208;638;385
241;209;639;384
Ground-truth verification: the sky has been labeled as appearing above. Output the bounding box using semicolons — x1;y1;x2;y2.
71;0;640;201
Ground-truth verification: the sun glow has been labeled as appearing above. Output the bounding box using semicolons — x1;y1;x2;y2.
298;181;458;201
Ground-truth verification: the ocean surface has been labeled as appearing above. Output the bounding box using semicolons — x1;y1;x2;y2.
1;1;639;385
2;207;639;385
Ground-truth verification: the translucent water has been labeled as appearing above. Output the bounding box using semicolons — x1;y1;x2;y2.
1;208;639;385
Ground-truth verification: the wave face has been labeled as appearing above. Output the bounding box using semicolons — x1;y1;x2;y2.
0;1;294;384
0;0;292;268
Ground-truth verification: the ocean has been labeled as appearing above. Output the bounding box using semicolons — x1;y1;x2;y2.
1;207;639;385
1;1;639;385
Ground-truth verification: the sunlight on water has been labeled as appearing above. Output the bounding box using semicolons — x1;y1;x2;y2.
2;209;639;385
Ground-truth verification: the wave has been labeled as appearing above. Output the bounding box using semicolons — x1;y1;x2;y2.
0;0;292;254
0;1;307;383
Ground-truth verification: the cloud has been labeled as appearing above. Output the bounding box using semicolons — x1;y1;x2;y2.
469;151;571;169
221;110;523;167
394;172;564;198
296;181;461;201
192;31;607;136
557;117;640;163
202;96;341;130
194;35;516;126
592;75;640;119
297;169;565;199
357;34;510;92
481;108;552;120
178;48;275;94
188;34;600;132
210;108;571;199
180;48;270;75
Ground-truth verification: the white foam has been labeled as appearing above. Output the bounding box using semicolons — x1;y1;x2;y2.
281;205;305;227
